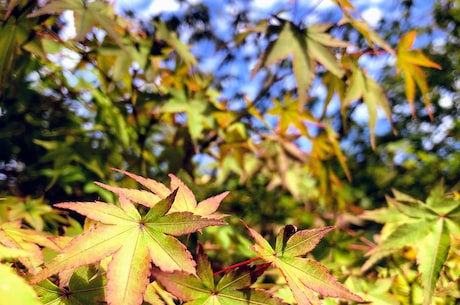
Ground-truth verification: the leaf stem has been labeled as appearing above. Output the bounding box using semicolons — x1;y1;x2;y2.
213;257;263;276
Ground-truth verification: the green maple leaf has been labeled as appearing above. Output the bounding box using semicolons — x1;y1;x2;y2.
396;31;442;120
28;0;123;45
245;224;364;305
0;230;42;305
345;276;400;305
267;93;319;137
34;266;106;305
0;264;42;305
31;188;226;305
153;21;197;67
252;20;347;105
152;244;286;305
342;58;393;149
0;3;43;88
345;19;394;53
4;196;55;231
361;185;460;305
161;88;217;141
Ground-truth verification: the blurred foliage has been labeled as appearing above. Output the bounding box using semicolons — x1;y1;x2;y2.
0;0;459;304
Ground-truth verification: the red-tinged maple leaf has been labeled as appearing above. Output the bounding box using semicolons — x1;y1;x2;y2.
31;190;226;305
244;223;365;305
103;169;229;219
152;244;286;305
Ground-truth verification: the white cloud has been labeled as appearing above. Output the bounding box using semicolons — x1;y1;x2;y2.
47;47;81;70
147;0;181;15
61;10;76;40
362;7;383;28
116;0;182;18
315;0;335;11
439;94;453;109
352;0;384;4
251;0;281;10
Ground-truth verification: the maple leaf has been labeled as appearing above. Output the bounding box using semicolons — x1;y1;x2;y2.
144;281;177;304
34;266;106;305
31;189;226;305
5;196;55;231
161;88;217;141
268;93;319;137
344;19;394;53
0;221;59;274
342;58;393;149
153;21;197;68
0;232;42;305
310;125;351;181
152;243;286;305
0;264;42;305
106;168;229;219
0;3;43;88
245;223;364;305
396;31;442;120
361;185;460;305
345;276;400;305
28;0;124;46
252;19;347;105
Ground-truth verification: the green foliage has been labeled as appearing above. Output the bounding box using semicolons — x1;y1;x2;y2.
152;245;283;305
0;264;42;305
0;0;458;304
34;266;106;305
362;186;460;305
0;241;42;305
5;171;369;305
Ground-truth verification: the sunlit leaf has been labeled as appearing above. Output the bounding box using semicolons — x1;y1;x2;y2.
361;186;460;305
418;220;450;305
4;197;54;231
396;31;441;119
31;176;226;305
111;169;229;218
245;224;364;305
268;94;319;137
0;221;59;273
0;264;42;305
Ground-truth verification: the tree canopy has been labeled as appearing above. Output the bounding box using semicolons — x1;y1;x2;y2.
0;0;459;304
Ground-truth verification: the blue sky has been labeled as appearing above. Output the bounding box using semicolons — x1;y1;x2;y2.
114;0;436;27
